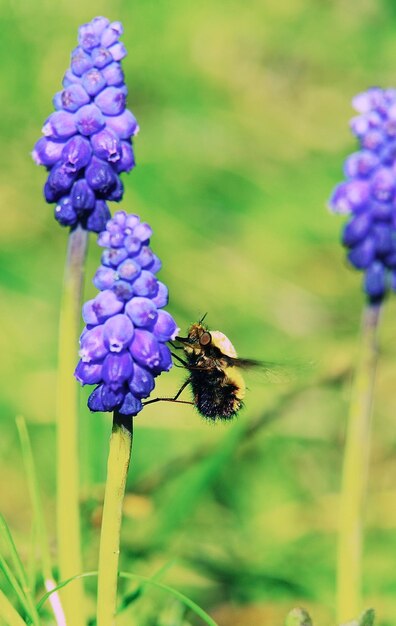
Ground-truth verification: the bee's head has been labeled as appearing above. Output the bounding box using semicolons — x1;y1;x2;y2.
176;322;212;353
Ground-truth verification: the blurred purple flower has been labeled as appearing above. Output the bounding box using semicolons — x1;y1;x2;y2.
75;211;179;416
329;87;396;302
32;16;138;233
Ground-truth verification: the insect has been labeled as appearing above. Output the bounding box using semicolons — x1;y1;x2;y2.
144;316;260;421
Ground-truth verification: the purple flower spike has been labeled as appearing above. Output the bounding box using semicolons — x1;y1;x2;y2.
75;211;178;416
33;16;138;232
329;86;396;302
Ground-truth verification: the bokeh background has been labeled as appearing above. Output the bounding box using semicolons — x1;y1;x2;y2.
2;0;396;624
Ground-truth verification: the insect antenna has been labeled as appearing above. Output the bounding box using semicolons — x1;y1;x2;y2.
198;312;208;324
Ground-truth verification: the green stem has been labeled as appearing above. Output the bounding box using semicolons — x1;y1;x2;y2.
337;304;381;623
97;411;133;626
57;225;88;626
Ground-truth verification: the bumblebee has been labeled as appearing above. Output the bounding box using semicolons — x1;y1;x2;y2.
145;317;259;421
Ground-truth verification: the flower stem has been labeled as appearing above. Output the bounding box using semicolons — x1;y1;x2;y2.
97;411;133;626
57;225;88;626
337;304;381;623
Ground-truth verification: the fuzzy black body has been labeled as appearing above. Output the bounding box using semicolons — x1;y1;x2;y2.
186;360;243;421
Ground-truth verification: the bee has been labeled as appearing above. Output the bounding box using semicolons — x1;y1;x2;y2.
145;316;260;421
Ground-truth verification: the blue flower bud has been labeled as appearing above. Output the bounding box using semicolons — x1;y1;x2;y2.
371;167;395;202
82;299;100;325
133;271;158;297
75;211;178;416
80;325;107;362
75;104;105;136
101;22;123;47
152;282;169;308
342;213;372;247
42;111;77;139
78;23;101;51
102;352;133;388
124;234;141;255
71;47;93;76
109;42;127;62
364;261;386;301
91;128;121;162
125;297;158;327
61;84;90;112
33;17;138;231
45;164;76;200
87;385;106;411
95;87;126;116
119;393;142;416
32;138;65;167
105;110;139;139
373;224;393;255
86;200;111;233
101;386;125;411
93;289;124;322
92;47;113;68
54;196;77;226
128;363;155;398
75;361;103;384
82;68;107;96
93;266;117;290
117;258;141;281
86;156;118;194
113;280;134;300
130;330;161;370
348;237;375;269
115;142;135;173
152;310;178;341
62;135;92;172
102;62;124;86
71;179;96;212
102;247;128;267
103;314;134;352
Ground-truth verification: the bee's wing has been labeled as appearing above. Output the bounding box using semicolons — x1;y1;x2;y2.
227;357;296;383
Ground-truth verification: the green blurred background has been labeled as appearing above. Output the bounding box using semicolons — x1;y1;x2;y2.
3;0;396;623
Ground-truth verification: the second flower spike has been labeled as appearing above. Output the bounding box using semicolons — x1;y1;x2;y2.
329;87;396;302
75;211;179;416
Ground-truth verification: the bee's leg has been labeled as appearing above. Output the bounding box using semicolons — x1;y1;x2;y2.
170;352;190;368
169;341;184;350
173;378;191;400
143;378;193;407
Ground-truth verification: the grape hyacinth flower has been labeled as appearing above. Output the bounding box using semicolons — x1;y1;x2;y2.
329;86;390;622
75;210;178;415
329;86;396;303
32;16;138;232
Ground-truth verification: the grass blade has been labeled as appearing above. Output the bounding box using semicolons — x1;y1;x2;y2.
0;551;31;621
36;570;219;626
0;588;27;626
0;514;40;626
16;416;66;626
